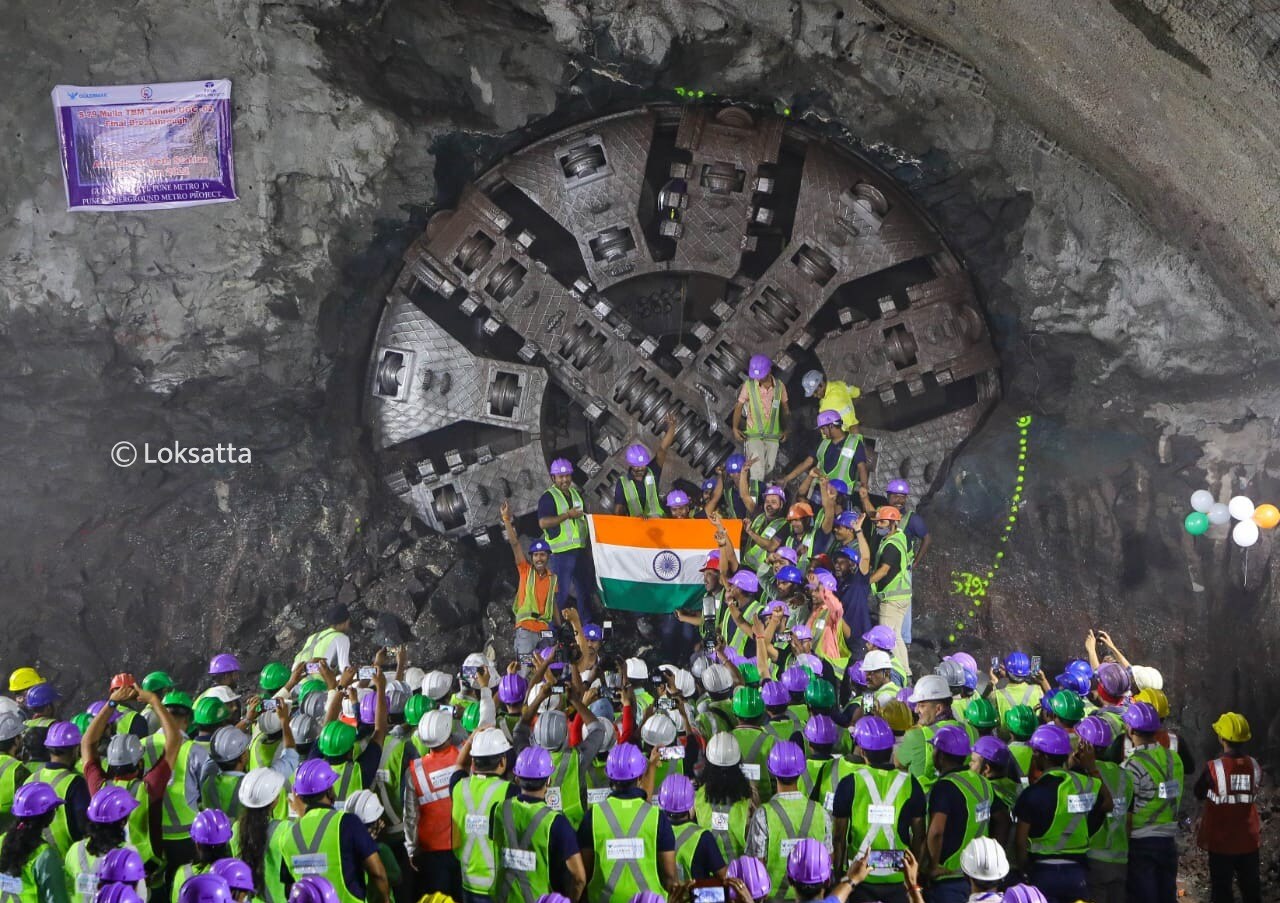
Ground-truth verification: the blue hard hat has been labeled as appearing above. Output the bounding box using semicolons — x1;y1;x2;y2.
725;454;746;474
529;539;551;555
776;565;804;585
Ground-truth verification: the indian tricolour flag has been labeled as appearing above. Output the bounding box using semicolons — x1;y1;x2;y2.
587;514;742;613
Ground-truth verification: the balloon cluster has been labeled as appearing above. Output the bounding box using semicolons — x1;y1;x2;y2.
1184;490;1278;548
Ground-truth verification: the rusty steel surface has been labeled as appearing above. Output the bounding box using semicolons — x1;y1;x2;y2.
365;105;1001;540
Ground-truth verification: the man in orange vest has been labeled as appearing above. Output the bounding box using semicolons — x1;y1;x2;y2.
500;500;561;666
1194;712;1262;903
404;709;463;900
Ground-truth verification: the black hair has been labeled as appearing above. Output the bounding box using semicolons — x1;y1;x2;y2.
0;738;17;756
86;819;127;856
702;762;753;806
934;750;967;772
299;791;330;808
609;779;638;792
472;754;505;773
807;742;833;760
973;877;1002;892
1041;752;1069;769
0;813;54;875
517;778;547;793
862;747;893;767
194;842;230;865
793;881;826;901
105;764;142;780
236;805;274;892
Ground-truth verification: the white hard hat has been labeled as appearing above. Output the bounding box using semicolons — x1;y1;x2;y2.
668;707;688;734
1130;666;1163;691
674;669;696;699
385;683;409;715
343;789;385;825
404;668;426;691
706;732;742;767
257;711;283;735
702;664;733;695
625;658;649;681
417;711;453;749
640;713;677;748
422;671;453;701
238;767;286;810
585;719;616;753
690;655;710;681
908;675;952;704
960;836;1010;882
463;653;489;670
203;685;241;704
862;651;894;672
472;727;512;757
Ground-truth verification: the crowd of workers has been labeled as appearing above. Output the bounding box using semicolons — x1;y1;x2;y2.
0;359;1262;903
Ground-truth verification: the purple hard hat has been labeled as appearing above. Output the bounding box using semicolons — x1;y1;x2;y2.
87;700;121;725
792;624;813;641
846;662;867;687
1065;659;1095;680
964;668;979;691
727;856;773;900
1003;885;1049;903
288;877;340;903
748;354;773;379
763;484;788;501
776;565;804;585
97;887;143;903
702;478;718;493
853;716;895;751
24;683;60;709
767;741;806;779
624;444;652;467
803;714;838;746
12;781;64;818
725;453;747;474
628;894;664;903
98;848;146;883
529;539;551;555
605;743;647;782
1076;715;1114;749
816;410;841;428
293;758;339;795
1098;662;1131;698
1124;701;1161;733
178;874;233;903
549;458;573;476
513;746;554;780
208;654;241;676
1030;724;1072;757
945;652;978;674
812;569;837;591
1056;671;1091;696
862;625;896;651
358;691;383;725
973;735;1011;767
764;599;790;618
535;896;572;903
761;681;790;708
797;653;824;674
886;479;910;496
656;773;695;814
45;721;81;749
929;725;972;758
191;808;233;846
87;785;139;824
666;489;690;508
782;666;809;694
787;838;833;886
728;570;760;593
498;674;529;706
896;686;916;711
211;858;255;894
774;546;799;565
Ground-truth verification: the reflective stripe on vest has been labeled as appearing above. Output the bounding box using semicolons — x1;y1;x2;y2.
109;778;157;866
497;799;555;903
331;761;361;806
453;776;507;892
933;771;992;878
1027;770;1100;857
293;628;341;667
373;736;407;834
743;515;785;572
873;530;912;601
162;741;199;838
27;765;74;855
672;821;705;881
283;809;359;903
0;839;49;903
1207;756;1260;806
744;380;782;440
513;567;556;624
693;787;749;863
1129;746;1183;830
407;750;457;852
64;840;97;901
816;433;863;489
1089;761;1132;863
763;795;822;896
589;796;663;902
544;486;585;552
997;684;1038;713
621;471;663;518
547;750;584;828
0;758;21;815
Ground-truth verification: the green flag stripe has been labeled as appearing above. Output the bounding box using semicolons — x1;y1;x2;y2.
597;577;702;613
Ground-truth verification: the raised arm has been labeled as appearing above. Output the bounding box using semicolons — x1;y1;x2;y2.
655;410;678;470
500;500;528;566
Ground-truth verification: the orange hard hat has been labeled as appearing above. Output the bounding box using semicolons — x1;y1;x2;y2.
875;506;902;522
787;502;814;521
109;673;137;691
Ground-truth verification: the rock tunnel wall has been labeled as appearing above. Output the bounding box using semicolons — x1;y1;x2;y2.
1;0;1278;765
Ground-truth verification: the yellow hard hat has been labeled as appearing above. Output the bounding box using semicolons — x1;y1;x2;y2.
8;668;43;693
1212;712;1252;744
1134;688;1170;719
879;699;914;733
417;894;456;903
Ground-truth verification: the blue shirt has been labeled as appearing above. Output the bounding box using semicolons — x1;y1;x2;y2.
819;435;866;477
577;786;675;853
537;490;559;521
1012;773;1107;863
280;808;380;898
836;572;872;639
504;793;581;894
832;764;925;842
613;465;662;508
903;511;928;544
927;773;975;871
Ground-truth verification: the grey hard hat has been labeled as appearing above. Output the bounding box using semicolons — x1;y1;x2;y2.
301;692;326;720
211;727;250;763
106;734;145;767
289;712;319;745
934;660;967;689
257;710;282;735
0;712;24;743
532;710;568;751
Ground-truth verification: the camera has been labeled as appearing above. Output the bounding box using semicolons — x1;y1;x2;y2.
556;622;581;664
650;673;667;689
358;666;376;681
868;849;905;870
261;699;278;713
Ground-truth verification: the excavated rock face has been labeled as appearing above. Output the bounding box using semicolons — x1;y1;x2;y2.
1;0;1278;769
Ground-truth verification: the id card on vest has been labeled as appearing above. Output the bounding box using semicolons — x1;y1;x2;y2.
465;814;490;835
502;849;536;871
868;804;896;825
779;838;801;859
587;788;612;805
1157;781;1178;800
974;801;991;822
428;765;458;788
740;763;761;781
606;838;645;860
1111;795;1128;818
76;874;99;896
545;787;563;810
710;812;730;831
292;854;329;876
1067;793;1097;814
0;876;22;895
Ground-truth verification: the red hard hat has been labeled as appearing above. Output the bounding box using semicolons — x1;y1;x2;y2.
109;673;137;691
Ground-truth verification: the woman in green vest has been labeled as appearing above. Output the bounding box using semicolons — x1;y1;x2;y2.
0;781;70;903
63;786;137;902
230;769;289;903
693;734;756;862
172;810;233;903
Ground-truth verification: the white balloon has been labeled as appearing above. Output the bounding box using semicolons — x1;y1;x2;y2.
1228;495;1256;521
1233;520;1260;548
1190;490;1214;513
1207;503;1231;525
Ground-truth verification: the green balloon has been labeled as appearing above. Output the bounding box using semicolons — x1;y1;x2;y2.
1184;511;1210;536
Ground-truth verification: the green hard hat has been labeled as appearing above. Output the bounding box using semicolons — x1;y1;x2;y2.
296;678;327;702
964;696;999;730
192;696;230;728
1049;689;1085;724
732;686;765;720
317;720;357;758
403;694;434;727
71;713;92;734
461;702;481;733
163;690;194;712
1004;704;1038;740
141;671;176;693
259;662;291;693
738;663;761;688
805;677;835;710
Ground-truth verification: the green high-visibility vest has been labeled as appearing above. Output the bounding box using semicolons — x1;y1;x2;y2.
731;727;776;802
452;775;508;893
990;776;1022;816
512;567;557;624
807;757;857;813
373;734;408;834
248;733;279;772
812;611;852;679
330;759;362;807
744;380;782;440
620;470;663;518
1008;741;1033;783
743;514;785;574
873;530;912;604
280;808;360;903
496;797;557;903
293;628;342;667
1127;745;1184;832
161;740;200;839
847;765;913;884
672;820;711;881
693;786;751;861
1089;761;1133;864
931;771;992;879
543;486;586;552
141;733;165;773
0;756;26;826
171;863;211;903
587;796;663;903
1027;769;1103;857
994;684;1043;721
0;838;50;903
762;793;826;899
207;771;244;818
24;764;75;856
816;432;863;490
63;838;107;902
722;479;762;520
545;750;585;829
726;602;763;659
909;720;964;793
785;513;826;571
108;778;157;866
695;703;735;741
